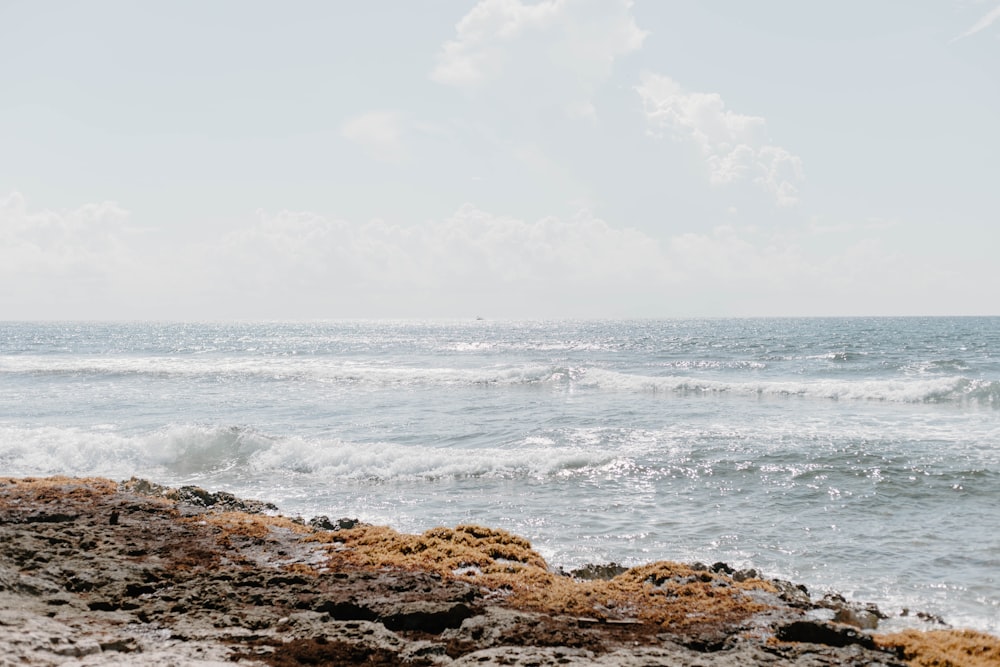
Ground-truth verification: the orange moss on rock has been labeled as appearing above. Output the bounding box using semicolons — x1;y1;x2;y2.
876;629;1000;667
0;475;118;497
0;476;120;514
188;511;314;540
316;522;777;632
313;523;545;572
498;560;777;633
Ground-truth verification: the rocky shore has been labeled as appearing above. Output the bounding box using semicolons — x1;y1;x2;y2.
1;477;997;666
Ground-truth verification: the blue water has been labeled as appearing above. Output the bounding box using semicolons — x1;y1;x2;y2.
1;318;998;632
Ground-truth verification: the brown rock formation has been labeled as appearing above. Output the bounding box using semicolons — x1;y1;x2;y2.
1;476;995;666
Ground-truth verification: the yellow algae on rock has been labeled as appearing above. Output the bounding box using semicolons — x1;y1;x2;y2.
498;560;778;633
5;476;1000;665
190;511;314;539
313;522;546;572
1;475;119;496
316;520;777;633
876;629;1000;667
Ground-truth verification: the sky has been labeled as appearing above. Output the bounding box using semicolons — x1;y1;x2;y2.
1;0;998;320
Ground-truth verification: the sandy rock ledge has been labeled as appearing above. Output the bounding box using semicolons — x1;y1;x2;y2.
1;476;997;666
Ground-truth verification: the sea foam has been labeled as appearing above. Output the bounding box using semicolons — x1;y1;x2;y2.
3;355;997;405
0;424;617;482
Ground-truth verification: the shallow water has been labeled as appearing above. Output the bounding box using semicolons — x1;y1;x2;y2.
1;318;998;632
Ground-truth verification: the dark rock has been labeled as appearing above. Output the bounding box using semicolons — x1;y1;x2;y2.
24;512;78;524
125;583;156;597
679;627;731;652
100;639;137;653
819;592;886;630
834;607;881;630
380;601;475;633
916;610;946;625
314;599;378;622
121;478;278;514
308;515;336;530
569;562;628;580
710;561;734;575
770;578;812;607
775;620;876;650
304;516;359;531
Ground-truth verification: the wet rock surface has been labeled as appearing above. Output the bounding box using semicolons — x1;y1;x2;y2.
0;477;986;666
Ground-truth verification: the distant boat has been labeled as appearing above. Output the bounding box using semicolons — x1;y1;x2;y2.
475;316;485;321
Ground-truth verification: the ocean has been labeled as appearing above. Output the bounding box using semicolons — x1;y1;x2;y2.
1;318;997;633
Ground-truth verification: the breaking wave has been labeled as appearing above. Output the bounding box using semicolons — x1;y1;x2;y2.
579;370;1000;405
3;355;998;405
0;424;614;482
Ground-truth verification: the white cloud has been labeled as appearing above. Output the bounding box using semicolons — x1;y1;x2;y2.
953;3;1000;41
221;204;677;294
636;72;804;206
4;193;984;319
656;223;961;315
0;192;161;318
214;206;931;317
340;111;407;163
0;191;135;277
431;0;646;117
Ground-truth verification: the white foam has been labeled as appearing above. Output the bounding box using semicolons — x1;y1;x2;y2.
0;355;569;388
0;423;281;479
0;424;616;482
246;433;609;481
4;355;997;404
579;368;998;404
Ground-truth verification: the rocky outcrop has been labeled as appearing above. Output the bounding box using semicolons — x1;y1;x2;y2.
0;476;995;666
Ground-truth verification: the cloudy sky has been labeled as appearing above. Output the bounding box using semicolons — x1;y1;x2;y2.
2;1;998;319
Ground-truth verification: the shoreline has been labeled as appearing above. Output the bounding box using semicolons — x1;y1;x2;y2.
1;476;997;666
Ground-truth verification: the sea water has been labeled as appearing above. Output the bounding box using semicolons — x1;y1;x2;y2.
1;318;998;633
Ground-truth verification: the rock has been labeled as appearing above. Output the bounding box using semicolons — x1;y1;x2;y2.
775;620;876;650
313;599;379;622
307;515;360;531
51;638;101;657
733;568;759;582
818;592;886;630
770;578;812;608
569;562;629;580
0;477;963;666
711;561;735;575
451;646;596;665
834;607;881;630
380;600;475;633
308;515;336;530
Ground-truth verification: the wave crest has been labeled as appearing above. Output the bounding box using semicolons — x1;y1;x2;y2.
0;424;615;482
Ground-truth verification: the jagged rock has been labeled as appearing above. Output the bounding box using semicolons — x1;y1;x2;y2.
309;515;336;530
379;600;475;633
308;515;360;531
818;592;886;630
0;477;972;666
776;620;876;649
711;561;735;575
569;562;629;580
770;578;812;608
